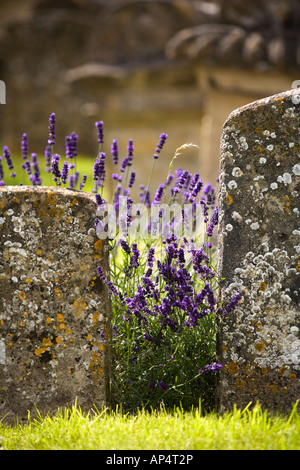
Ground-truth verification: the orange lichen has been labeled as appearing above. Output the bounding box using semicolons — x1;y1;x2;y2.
268;384;278;394
46;192;58;205
254;343;264;352
259;282;267;292
92;313;100;323
227;361;239;375
54;287;61;298
281;194;291;214
18;291;26;301
94;240;103;251
34;347;47;357
69;198;79;206
56;314;64;323
225;194;233;206
42;338;53;347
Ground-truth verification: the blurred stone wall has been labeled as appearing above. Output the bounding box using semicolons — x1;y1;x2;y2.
0;0;299;189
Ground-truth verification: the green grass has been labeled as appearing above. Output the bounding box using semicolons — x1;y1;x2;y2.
1;402;299;450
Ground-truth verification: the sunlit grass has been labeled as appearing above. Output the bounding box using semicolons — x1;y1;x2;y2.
2;148;91;183
1;401;299;450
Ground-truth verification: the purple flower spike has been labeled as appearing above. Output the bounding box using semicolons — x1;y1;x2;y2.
129;171;135;188
61;161;69;185
120;239;131;255
149;379;156;389
66;132;78;160
120;157;129;173
199;362;223;375
21;133;29;160
95;121;104;144
3;146;13;171
111;139;118;165
127;139;134;158
44;145;52;172
158;381;168;391
79;174;87;190
30;153;42;186
153;133;168;159
147;247;155;267
51;153;61;184
25;160;31;175
154;183;165;203
95;193;103;206
206;206;219;237
48;113;56;146
0;156;4;180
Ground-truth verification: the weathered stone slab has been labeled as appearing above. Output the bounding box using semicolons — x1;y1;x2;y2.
0;186;111;423
216;88;300;412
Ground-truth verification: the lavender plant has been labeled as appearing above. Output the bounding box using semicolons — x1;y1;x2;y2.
0;113;241;411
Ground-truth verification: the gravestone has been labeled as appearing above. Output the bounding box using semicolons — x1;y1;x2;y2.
216;88;300;412
0;186;111;423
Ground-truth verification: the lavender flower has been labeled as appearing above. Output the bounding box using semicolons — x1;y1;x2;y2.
44;145;52;172
149;379;156;389
206;206;219;237
203;183;212;194
189;178;203;202
130;242;140;269
51;153;61;184
93;152;106;188
31;153;42;185
21;133;29;160
219;292;241;318
153;133;168;159
127;139;134;162
97;265;106;283
120;239;131;255
154;183;165;203
198;362;223;375
65;132;78;166
48;113;56;146
3;146;13;171
120;139;134;172
120;157;129;173
95;193;103;206
129;171;135;188
95;121;104;144
111;139;118;165
79;174;87;190
158;381;168;391
0;156;4;181
61;161;69;185
25;160;31;176
147;247;155;268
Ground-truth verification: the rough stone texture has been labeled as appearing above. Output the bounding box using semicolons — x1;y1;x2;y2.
0;186;111;423
216;88;300;413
